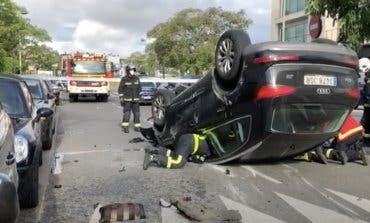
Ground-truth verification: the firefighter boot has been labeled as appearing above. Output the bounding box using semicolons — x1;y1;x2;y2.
315;147;328;164
360;148;368;166
143;153;161;170
145;147;161;155
338;151;348;165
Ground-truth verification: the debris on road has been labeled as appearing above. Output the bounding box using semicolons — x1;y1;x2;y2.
118;165;126;172
54;184;62;189
225;169;231;175
160;198;172;208
183;194;192;202
74;159;79;163
170;198;241;222
52;153;64;175
129;137;145;143
99;203;146;222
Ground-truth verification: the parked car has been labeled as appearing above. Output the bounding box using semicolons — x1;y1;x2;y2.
22;77;56;150
140;82;156;104
0;74;53;208
145;30;359;164
0;103;19;222
44;80;60;106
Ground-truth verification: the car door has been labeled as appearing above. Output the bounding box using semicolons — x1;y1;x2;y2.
0;105;18;185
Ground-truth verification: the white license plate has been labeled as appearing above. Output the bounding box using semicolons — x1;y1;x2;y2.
143;96;152;99
82;90;97;93
304;75;337;86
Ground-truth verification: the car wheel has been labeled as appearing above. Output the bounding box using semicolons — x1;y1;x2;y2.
152;89;175;128
43;136;52;150
18;157;39;208
102;95;108;102
214;29;251;89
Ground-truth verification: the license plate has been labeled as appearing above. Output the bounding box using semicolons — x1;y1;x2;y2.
82;90;97;93
143;96;152;99
304;75;337;86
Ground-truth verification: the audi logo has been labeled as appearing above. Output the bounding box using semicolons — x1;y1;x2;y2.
316;88;331;95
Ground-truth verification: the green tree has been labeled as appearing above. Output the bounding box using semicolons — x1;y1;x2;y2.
0;0;52;73
147;7;252;75
306;0;370;50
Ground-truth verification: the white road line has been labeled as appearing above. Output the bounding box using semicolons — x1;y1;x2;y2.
61;149;110;155
242;166;283;184
161;206;191;223
276;192;366;223
326;189;370;214
220;195;285;223
283;164;361;217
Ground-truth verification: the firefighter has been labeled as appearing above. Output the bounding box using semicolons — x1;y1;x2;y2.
143;133;211;170
118;64;142;133
294;147;328;164
323;115;368;165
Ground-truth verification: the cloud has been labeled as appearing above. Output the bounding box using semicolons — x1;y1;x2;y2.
14;0;271;54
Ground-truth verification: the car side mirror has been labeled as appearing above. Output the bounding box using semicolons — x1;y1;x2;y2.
37;108;53;119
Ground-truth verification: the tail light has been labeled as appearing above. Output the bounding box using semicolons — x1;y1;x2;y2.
343;57;359;67
346;88;360;99
255;84;296;100
102;81;108;86
253;54;299;64
69;81;77;86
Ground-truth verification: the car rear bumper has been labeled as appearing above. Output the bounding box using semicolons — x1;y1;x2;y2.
0;173;19;222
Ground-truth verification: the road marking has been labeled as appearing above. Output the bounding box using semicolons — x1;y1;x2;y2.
242;166;283;184
61;149;110;155
283;164;361;217
276;192;366;223
220;195;285;223
161;206;191;223
326;189;370;213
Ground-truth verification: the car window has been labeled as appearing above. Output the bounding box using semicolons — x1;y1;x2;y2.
19;82;33;113
141;82;155;88
24;79;44;100
203;116;252;157
0;82;27;116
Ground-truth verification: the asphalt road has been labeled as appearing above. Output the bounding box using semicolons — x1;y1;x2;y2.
17;93;370;223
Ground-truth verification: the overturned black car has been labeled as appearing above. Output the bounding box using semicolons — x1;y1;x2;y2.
144;30;359;164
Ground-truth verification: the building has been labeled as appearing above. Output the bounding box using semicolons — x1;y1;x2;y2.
270;0;339;42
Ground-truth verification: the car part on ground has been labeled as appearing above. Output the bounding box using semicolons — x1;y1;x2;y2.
146;29;359;164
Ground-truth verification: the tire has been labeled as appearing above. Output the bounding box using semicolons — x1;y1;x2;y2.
42;137;52;150
69;95;77;103
214;29;251;88
18;157;39;208
152;89;175;128
102;95;108;102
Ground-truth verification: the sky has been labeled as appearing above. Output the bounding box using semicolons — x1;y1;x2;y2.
14;0;271;57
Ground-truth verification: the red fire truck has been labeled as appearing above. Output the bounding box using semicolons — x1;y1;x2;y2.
63;52;113;102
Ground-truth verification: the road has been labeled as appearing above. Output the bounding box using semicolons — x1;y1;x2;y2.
17;93;370;223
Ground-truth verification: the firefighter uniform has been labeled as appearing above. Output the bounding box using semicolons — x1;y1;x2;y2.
323;115;368;165
143;133;211;170
118;68;141;133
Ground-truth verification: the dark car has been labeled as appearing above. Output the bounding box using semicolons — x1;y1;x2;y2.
146;30;359;164
0;103;19;223
0;74;53;208
140;82;156;104
23;77;56;150
44;80;61;105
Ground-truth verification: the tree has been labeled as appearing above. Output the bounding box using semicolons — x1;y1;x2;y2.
306;0;370;50
0;0;52;73
146;7;252;75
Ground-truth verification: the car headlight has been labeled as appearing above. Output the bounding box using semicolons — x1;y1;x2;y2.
14;135;29;163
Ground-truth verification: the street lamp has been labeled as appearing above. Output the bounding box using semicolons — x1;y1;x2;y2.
18;9;28;74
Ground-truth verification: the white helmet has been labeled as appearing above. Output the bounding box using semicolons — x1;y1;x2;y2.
359;57;370;73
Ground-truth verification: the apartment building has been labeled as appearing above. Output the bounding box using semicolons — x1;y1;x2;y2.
270;0;339;42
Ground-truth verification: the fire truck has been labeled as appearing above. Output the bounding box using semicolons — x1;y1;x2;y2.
63;52;113;102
